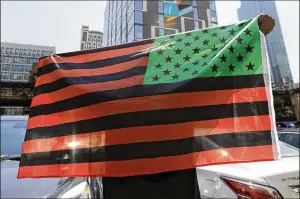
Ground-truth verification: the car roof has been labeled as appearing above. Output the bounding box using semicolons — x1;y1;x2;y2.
1;115;29;121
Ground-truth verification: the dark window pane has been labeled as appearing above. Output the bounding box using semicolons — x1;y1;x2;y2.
1;64;11;71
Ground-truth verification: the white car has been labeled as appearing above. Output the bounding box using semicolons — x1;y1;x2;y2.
196;141;299;199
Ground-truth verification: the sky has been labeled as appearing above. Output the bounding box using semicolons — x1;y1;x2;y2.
1;1;299;82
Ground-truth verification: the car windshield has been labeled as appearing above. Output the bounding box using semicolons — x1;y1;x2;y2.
279;141;300;158
1;116;28;157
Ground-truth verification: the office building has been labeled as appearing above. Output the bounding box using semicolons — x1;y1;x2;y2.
80;25;103;50
237;0;293;88
1;42;55;82
103;0;218;46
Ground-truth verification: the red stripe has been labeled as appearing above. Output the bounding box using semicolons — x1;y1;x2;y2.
18;145;274;178
31;75;144;107
22;115;272;154
28;87;268;129
38;43;152;69
36;57;149;87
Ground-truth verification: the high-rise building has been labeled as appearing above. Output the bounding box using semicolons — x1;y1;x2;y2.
1;42;55;82
237;0;293;88
103;0;218;47
80;25;103;50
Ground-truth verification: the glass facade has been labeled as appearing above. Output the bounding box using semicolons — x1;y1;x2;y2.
0;43;55;82
103;0;216;46
237;0;293;88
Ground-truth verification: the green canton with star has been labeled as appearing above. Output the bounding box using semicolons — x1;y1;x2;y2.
143;18;262;84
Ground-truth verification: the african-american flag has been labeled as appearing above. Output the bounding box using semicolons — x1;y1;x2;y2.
18;17;278;178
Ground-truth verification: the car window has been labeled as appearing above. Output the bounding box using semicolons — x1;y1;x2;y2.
0;117;28;156
285;134;299;149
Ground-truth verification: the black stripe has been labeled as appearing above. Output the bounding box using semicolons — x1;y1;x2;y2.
37;52;149;77
20;131;272;166
39;38;154;60
34;66;147;96
29;74;266;118
26;101;269;141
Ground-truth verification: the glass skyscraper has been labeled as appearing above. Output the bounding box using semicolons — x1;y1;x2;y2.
103;0;218;47
237;0;293;88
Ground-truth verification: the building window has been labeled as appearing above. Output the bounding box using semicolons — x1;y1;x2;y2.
10;48;14;54
24;73;29;80
10;73;23;80
5;48;9;54
41;51;45;56
211;11;218;23
192;0;197;7
1;64;11;71
122;30;127;43
15;48;19;55
134;25;143;39
128;0;134;14
127;0;133;9
33;50;36;56
1;47;4;54
28;49;32;56
159;28;164;36
128;26;134;42
209;0;216;11
8;57;13;63
19;57;26;64
134;0;143;10
158;15;164;27
27;58;38;64
24;49;27;55
158;1;163;14
13;57;20;63
19;49;23;55
1;72;10;80
128;12;134;33
193;8;198;19
194;20;200;29
37;50;40;56
25;65;32;72
134;10;143;24
12;65;25;72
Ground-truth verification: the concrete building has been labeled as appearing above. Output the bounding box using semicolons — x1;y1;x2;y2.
237;0;293;89
1;42;55;82
103;0;218;46
80;25;103;50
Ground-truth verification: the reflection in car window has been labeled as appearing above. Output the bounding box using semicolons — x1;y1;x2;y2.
1;116;28;156
285;134;299;148
280;141;300;157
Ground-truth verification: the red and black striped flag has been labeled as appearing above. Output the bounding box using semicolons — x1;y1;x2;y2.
18;18;278;178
